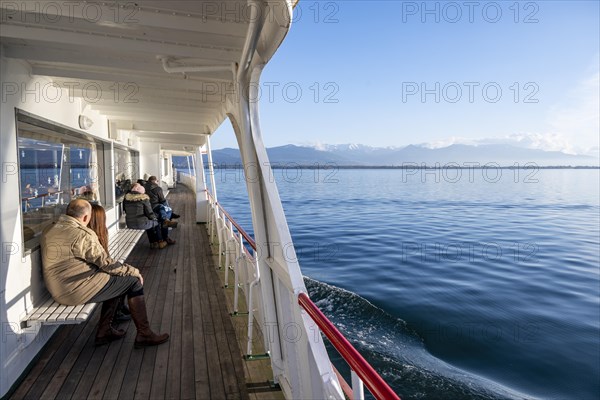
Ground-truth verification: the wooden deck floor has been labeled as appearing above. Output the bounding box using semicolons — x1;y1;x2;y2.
10;186;252;400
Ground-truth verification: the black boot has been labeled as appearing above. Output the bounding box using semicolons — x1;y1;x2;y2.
113;296;131;323
128;295;169;348
95;297;126;346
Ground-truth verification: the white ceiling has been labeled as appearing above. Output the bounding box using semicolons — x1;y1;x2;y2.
0;0;292;150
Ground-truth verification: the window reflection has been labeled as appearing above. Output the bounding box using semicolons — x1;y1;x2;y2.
114;147;139;202
18;120;107;250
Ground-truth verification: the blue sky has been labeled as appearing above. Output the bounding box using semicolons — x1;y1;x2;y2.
211;1;599;156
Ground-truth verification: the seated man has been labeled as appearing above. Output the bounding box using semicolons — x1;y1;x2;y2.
40;199;169;347
144;175;180;226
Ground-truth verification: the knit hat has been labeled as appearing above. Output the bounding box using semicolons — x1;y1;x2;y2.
131;183;145;194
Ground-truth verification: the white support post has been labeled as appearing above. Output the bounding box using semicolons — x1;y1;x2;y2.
225;61;344;398
246;255;260;355
351;371;365;400
191;153;197;180
232;74;284;368
224;220;234;285
195;146;208;223
206;136;217;202
233;232;243;314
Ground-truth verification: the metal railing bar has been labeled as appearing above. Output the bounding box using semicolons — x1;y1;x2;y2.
298;292;400;400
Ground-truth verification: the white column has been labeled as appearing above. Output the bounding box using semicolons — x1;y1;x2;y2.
229;64;343;399
139;141;161;179
206;136;217;202
195;146;208;223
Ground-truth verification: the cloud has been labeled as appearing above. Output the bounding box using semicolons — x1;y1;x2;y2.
548;68;599;156
420;69;600;157
418;131;588;155
480;133;578;154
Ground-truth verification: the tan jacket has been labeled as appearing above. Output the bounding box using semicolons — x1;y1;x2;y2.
40;214;141;305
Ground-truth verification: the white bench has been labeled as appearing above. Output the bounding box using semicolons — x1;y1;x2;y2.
20;228;145;328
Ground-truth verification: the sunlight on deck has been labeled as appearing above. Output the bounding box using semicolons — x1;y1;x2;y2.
9;185;283;400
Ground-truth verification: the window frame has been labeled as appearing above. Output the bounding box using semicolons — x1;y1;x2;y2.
15;109;113;255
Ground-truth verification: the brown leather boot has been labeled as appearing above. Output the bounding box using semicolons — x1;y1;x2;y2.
95;297;126;346
128;295;169;348
162;220;178;228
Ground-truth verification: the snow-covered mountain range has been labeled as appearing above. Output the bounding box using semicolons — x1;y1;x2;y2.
209;143;598;167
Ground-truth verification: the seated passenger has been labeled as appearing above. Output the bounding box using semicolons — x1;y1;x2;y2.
123;183;173;248
40;199;169;347
144;176;180;227
89;204;131;323
78;185;98;203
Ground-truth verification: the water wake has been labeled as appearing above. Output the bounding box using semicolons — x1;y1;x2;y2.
304;277;533;400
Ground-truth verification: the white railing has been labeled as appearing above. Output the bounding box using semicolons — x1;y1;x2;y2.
206;191;265;356
178;171;197;192
204;190;401;400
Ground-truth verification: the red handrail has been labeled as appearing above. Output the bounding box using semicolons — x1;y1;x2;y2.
298;292;401;400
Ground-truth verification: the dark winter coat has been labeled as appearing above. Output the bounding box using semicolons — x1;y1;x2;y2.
123;191;157;230
145;181;166;209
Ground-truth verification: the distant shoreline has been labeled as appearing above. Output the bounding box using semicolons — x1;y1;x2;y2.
197;165;600;170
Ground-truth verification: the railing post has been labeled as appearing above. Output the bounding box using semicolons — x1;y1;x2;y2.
217;210;225;268
245;255;260;356
209;201;215;242
233;232;243;314
351;370;365;400
195;146;208;222
224;219;234;286
206;136;217;203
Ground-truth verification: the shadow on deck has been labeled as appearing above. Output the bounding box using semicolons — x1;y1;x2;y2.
9;185;252;400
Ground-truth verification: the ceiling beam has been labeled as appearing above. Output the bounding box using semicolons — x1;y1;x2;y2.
1;2;249;36
87;96;224;109
31;65;232;91
99;111;209;123
3;44;234;81
136;134;205;146
111;120;209;133
1;24;241;61
90;103;221;115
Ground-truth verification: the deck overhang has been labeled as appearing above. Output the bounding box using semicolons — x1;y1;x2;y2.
0;0;293;148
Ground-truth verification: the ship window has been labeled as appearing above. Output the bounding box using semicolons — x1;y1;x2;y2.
16;115;110;252
114;147;140;202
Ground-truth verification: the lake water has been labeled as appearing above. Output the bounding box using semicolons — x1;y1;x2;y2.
208;168;599;400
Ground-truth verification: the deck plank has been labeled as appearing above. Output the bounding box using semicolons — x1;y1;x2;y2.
191;227;211;400
149;237;178;399
117;238;166;400
9;186;249;400
8;325;74;400
180;222;197;400
165;219;185;399
202;231;244;400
